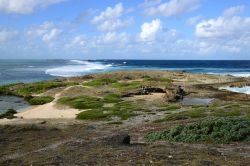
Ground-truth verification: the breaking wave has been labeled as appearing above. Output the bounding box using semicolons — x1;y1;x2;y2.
45;60;113;77
219;86;250;94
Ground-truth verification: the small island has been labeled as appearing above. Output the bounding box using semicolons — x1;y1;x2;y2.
0;70;249;165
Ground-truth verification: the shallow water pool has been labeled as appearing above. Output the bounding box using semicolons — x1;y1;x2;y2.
0;95;30;113
181;97;214;106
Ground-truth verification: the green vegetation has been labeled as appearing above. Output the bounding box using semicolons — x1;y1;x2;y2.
0;81;77;97
156;108;206;122
112;81;143;90
83;78;117;87
28;96;54;105
58;96;104;109
0;109;17;119
144;77;172;83
211;109;241;117
76;101;140;120
103;93;122;103
76;109;109;120
145;117;250;143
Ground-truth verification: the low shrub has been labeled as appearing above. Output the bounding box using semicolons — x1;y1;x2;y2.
28;96;54;105
103;93;122;103
58;96;103;109
145;117;250;143
76;110;109;120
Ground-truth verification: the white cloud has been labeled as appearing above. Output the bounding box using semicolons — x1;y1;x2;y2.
0;0;65;14
186;16;202;26
0;29;18;43
42;28;62;43
91;3;132;32
98;32;130;44
139;19;162;42
65;35;86;49
223;5;245;17
144;0;200;16
92;3;123;24
27;21;62;44
195;16;250;39
194;6;250;55
97;18;133;32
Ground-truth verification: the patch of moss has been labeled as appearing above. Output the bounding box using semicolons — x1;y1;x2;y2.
103;93;122;103
58;96;104;109
145;117;250;143
28;96;54;105
83;78;117;87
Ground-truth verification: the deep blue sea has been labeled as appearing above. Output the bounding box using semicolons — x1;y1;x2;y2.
1;59;250;85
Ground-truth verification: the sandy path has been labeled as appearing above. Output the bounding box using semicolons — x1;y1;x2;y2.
15;86;82;119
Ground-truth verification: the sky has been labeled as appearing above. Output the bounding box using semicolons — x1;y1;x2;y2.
0;0;250;60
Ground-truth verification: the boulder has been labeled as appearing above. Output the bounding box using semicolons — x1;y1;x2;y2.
102;134;130;146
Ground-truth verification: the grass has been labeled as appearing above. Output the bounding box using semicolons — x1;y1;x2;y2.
28;96;54;105
159;107;206;122
76;109;109;120
145;117;250;143
58;96;104;109
83;78;117;87
159;105;181;111
112;81;143;90
0;109;17;119
103;93;122;103
211;109;241;117
76;101;139;120
0;81;77;97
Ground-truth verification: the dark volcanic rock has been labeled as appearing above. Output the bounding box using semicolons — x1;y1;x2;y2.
102;134;130;146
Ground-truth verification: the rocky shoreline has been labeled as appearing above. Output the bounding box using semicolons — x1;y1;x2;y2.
0;70;249;165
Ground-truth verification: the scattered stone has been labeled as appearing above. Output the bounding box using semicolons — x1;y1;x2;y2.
40;121;47;124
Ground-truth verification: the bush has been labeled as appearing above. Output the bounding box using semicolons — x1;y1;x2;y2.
0;109;17;119
58;96;104;109
28;96;54;105
103;93;122;103
145;117;250;143
83;78;117;87
76;110;109;120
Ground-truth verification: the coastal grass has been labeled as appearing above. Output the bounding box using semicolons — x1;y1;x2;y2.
112;81;143;90
76;101;139;120
155;107;206;122
83;78;117;87
145;117;250;143
58;96;104;109
28;96;54;105
0;81;78;97
103;93;122;103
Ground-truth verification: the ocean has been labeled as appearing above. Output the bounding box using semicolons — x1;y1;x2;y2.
1;59;250;85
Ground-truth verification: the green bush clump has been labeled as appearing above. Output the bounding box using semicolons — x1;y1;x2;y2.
76;109;109;120
103;93;122;103
58;96;104;109
76;101;139;120
0;109;17;119
28;96;54;105
145;117;250;143
83;78;117;87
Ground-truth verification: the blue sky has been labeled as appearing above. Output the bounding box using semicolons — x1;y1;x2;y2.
0;0;250;59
